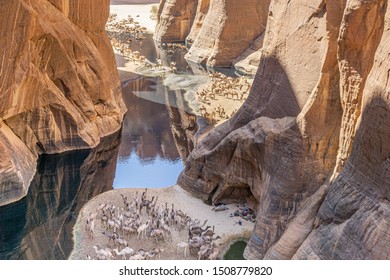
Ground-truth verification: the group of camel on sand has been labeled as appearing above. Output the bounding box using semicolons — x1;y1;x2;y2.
106;13;180;74
106;14;147;42
197;73;252;124
84;188;221;260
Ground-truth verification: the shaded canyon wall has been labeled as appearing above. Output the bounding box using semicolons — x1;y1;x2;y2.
0;131;121;259
178;0;390;259
0;0;126;206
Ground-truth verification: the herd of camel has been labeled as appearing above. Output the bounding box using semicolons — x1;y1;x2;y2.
106;13;253;127
107;14;181;73
84;189;221;260
197;73;252;124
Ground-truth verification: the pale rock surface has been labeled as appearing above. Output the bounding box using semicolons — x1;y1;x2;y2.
0;0;126;206
178;0;390;259
154;0;198;42
185;0;271;67
185;0;210;46
233;35;265;76
154;0;271;67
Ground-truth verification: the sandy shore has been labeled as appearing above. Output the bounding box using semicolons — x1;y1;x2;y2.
69;185;255;260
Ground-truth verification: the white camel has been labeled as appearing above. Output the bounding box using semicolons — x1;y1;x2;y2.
137;220;150;239
113;247;134;260
92;245;113;260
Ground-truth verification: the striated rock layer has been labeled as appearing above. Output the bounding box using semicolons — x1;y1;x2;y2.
185;0;270;67
155;0;271;67
178;0;390;259
154;0;198;43
0;0;126;206
0;131;121;260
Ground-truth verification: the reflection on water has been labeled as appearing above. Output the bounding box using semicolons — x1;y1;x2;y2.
113;33;198;189
113;77;185;188
0;132;121;259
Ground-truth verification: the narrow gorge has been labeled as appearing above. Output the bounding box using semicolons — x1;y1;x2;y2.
1;0;389;260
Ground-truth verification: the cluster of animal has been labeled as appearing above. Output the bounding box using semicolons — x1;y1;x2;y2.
111;42;147;64
199;104;238;125
196;73;252;124
84;189;220;260
157;42;188;55
197;73;251;103
106;14;147;42
106;14;178;74
110;39;177;74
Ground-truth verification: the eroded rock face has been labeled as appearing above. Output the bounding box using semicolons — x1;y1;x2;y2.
185;0;210;46
154;0;198;43
0;0;126;206
185;0;271;67
0;131;121;260
155;0;271;67
178;0;390;259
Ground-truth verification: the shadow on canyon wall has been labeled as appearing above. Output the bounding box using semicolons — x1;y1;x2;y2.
0;131;121;260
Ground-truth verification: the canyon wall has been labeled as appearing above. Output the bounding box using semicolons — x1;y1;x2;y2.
155;0;271;68
154;0;198;43
0;0;126;206
178;0;390;259
0;131;121;260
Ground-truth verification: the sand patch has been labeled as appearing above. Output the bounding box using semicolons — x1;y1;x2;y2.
69;185;255;260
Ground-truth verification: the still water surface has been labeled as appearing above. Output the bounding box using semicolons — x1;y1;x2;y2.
113;76;185;189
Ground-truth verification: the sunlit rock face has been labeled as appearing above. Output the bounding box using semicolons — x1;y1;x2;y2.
154;0;198;43
178;0;390;259
185;0;271;67
0;0;126;206
154;0;271;68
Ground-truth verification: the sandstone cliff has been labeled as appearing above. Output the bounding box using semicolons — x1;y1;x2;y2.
0;0;126;206
0;131;121;259
178;0;390;259
154;0;198;42
155;0;271;68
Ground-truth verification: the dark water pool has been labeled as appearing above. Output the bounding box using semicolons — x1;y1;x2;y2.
0;133;121;259
224;240;247;260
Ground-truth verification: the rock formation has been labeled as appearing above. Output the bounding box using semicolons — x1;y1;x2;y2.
185;0;270;67
0;0;126;206
185;0;210;46
154;0;271;68
178;0;390;259
0;131;121;260
154;0;198;43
